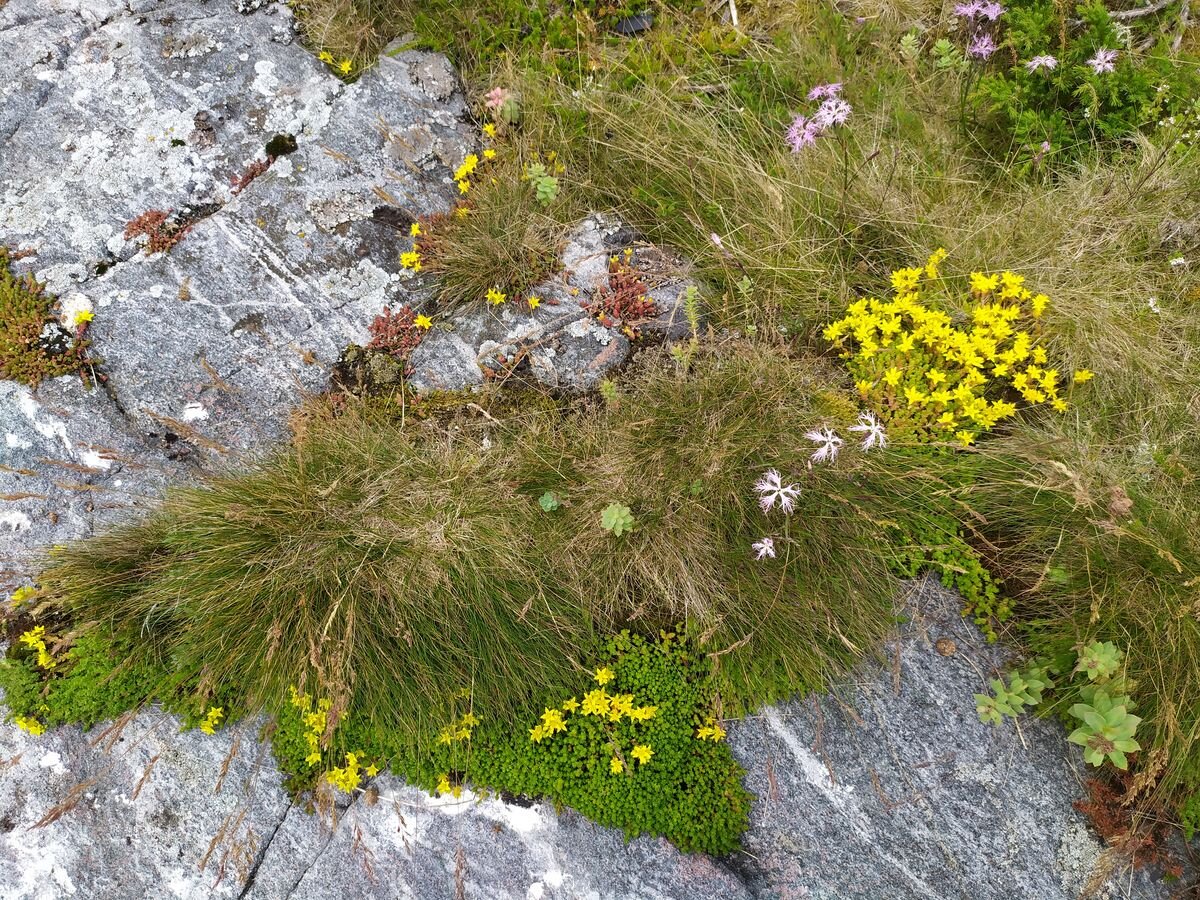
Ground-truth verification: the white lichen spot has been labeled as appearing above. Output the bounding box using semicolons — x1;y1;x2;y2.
78;448;113;470
39;751;68;776
252;60;279;97
6;432;33;450
181;402;208;423
59;291;93;327
305;193;375;231
17;390;71;451
0;512;33;532
318;259;395;309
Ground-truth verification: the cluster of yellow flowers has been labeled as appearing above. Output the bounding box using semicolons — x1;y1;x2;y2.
18;626;56;670
436;711;480;745
435;772;462;798
9;586;36;608
289;686;333;767
823;251;1094;445
528;667;658;775
326;751;380;793
14;715;46;736
316;50;354;77
199;706;224;735
696;716;727;742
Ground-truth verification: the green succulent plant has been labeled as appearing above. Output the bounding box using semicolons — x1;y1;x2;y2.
1068;689;1141;769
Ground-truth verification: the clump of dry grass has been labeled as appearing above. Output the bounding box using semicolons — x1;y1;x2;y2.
419;152;565;310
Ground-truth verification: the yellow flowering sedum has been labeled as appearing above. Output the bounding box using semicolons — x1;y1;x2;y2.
18;626;56;670
199;706;224;735
289;686;332;766
15;716;45;736
823;251;1092;446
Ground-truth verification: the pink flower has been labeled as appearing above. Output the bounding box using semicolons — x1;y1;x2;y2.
968;33;997;59
1087;48;1118;74
484;87;511;109
954;0;983;17
752;538;777;560
807;82;843;101
848;412;887;451
813;98;852;129
786;115;823;152
979;1;1004;20
805;427;844;464
755;469;801;514
1024;55;1057;72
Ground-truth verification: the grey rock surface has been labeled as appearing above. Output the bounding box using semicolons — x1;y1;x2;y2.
406;214;697;394
0;578;1178;899
1;0;474;572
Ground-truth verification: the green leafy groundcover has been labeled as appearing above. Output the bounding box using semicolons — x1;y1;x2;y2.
276;630;751;854
1;624;751;854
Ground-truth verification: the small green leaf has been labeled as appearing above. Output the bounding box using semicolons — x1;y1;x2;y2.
538;492;561;512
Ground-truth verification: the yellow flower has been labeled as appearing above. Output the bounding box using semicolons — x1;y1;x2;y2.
969;272;999;294
924;247;948;280
925;368;946;385
1032;346;1048;364
453;154;480;181
1052;398;1069;412
890;268;922;294
199;706;224;735
366;763;380;777
400;251;421;270
855;379;872;395
904;386;928;407
594;667;614;685
955;430;976;446
10;586;36;607
697;722;727;742
581;689;610;716
528;296;541;310
609;756;624;774
529;724;546;742
630;744;654;765
561;697;579;713
482;123;497;138
628;705;657;722
410;222;421;237
540;708;567;735
457;179;470;194
938;411;956;427
1073;369;1094;383
337;59;353;76
483;148;496;160
318;51;333;64
71;309;94;328
415;314;433;329
436;774;453;795
454;206;470;219
883;367;903;387
608;694;634;722
15;716;45;736
1030;293;1049;317
486;286;506;306
998;271;1025;300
